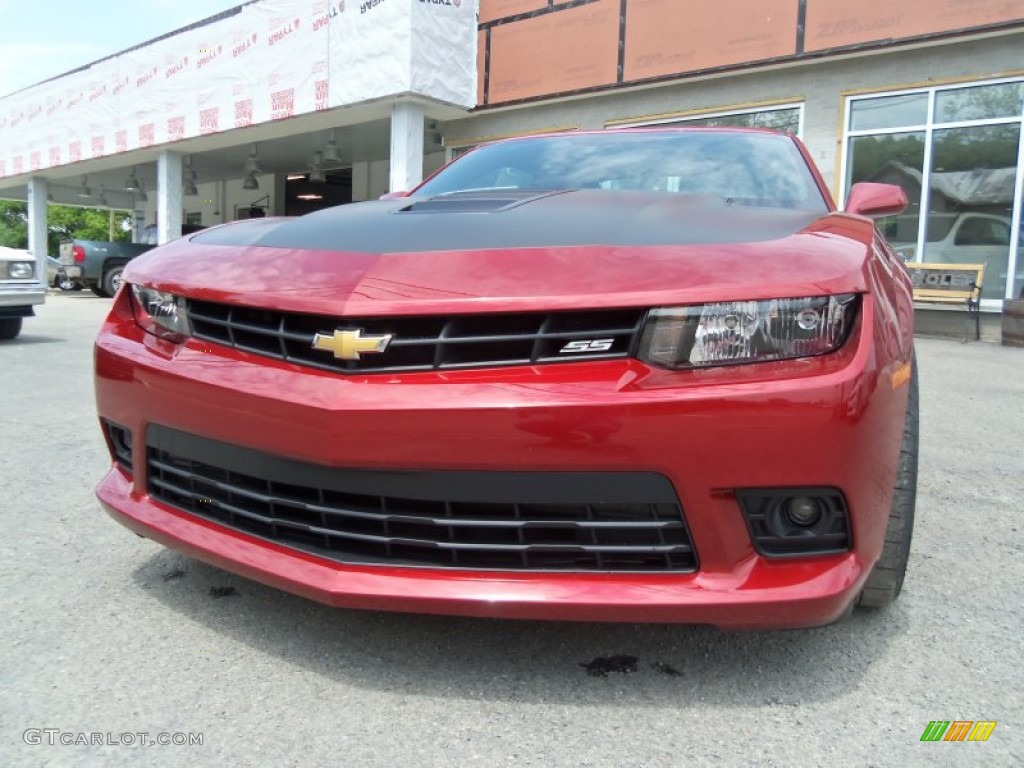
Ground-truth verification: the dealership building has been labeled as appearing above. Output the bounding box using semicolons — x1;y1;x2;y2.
1;0;1022;306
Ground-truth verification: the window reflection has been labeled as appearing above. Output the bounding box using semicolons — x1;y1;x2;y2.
926;124;1021;298
850;93;928;131
681;108;800;134
847;132;925;258
845;79;1024;300
935;82;1024;124
419;132;826;211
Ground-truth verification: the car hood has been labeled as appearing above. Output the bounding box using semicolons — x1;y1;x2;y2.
126;191;875;316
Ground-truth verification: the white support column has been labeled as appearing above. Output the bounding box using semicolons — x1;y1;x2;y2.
157;150;183;244
218;179;228;224
351;162;371;202
389;102;424;193
26;177;48;289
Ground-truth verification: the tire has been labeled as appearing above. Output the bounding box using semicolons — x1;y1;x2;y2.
58;273;79;291
858;355;918;609
0;317;23;340
91;284;110;298
102;265;125;297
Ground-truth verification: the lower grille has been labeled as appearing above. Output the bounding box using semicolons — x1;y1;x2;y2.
145;426;696;572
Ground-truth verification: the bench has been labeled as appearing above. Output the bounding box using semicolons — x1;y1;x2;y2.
906;262;985;341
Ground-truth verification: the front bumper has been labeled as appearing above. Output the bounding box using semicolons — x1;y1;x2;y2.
95;293;909;629
0;282;45;311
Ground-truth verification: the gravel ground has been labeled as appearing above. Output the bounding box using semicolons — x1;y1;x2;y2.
1;293;1022;767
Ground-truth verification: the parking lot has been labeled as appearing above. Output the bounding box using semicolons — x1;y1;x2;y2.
1;292;1022;767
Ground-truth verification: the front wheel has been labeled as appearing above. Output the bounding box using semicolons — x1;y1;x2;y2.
102;266;125;297
858;356;918;609
0;317;23;340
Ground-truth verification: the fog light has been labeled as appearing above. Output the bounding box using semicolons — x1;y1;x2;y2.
785;496;823;527
736;488;851;557
102;420;134;474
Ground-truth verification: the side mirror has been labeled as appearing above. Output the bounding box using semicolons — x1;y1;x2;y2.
844;182;908;218
379;190;411;201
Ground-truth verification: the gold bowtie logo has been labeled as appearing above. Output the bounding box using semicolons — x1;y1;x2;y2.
311;329;392;360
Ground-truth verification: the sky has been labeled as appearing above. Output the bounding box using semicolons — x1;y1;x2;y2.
0;0;247;97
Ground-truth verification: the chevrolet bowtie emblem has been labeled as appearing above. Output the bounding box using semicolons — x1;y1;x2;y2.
311;329;393;360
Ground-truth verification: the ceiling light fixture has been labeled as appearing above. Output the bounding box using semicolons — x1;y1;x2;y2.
244;143;262;174
322;129;342;165
242;172;259;191
296;193;324;201
124;167;141;192
309;151;325;184
97;185;109;207
78;176;92;198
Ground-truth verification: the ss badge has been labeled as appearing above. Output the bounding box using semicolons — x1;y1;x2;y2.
559;339;615;354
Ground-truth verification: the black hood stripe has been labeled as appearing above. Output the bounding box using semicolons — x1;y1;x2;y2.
191;190;823;254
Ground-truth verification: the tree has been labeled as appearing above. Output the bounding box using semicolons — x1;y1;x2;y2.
0;201;28;249
0;200;131;254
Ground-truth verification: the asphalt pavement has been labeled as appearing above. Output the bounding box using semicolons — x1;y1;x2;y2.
1;293;1022;767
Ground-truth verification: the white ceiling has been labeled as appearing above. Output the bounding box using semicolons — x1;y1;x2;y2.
0;97;459;206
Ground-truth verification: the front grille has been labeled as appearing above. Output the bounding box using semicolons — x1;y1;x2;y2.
188;299;644;373
146;426;697;572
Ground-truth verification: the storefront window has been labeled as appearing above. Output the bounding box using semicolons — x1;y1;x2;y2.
844;79;1024;302
849;131;926;259
935;81;1024;123
1018;175;1024;300
616;104;803;137
849;93;928;131
927;124;1021;296
679;107;800;134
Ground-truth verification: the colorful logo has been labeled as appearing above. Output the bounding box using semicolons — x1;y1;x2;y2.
920;721;996;742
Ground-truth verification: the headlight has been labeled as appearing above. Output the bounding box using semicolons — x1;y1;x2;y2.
8;261;34;279
637;294;859;369
130;284;192;342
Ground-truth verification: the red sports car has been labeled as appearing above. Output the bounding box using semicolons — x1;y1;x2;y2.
95;128;917;629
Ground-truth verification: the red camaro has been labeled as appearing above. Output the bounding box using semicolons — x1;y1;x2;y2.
95;129;917;629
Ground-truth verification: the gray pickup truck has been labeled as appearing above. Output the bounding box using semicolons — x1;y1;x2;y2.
58;239;156;297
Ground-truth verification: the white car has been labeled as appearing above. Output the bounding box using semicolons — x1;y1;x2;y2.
0;245;46;340
883;212;1023;296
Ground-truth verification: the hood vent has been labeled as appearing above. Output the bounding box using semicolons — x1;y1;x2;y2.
396;189;572;214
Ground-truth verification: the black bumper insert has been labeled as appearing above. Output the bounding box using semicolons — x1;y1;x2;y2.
145;425;697;573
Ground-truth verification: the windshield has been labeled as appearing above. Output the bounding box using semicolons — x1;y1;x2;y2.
416;131;828;212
